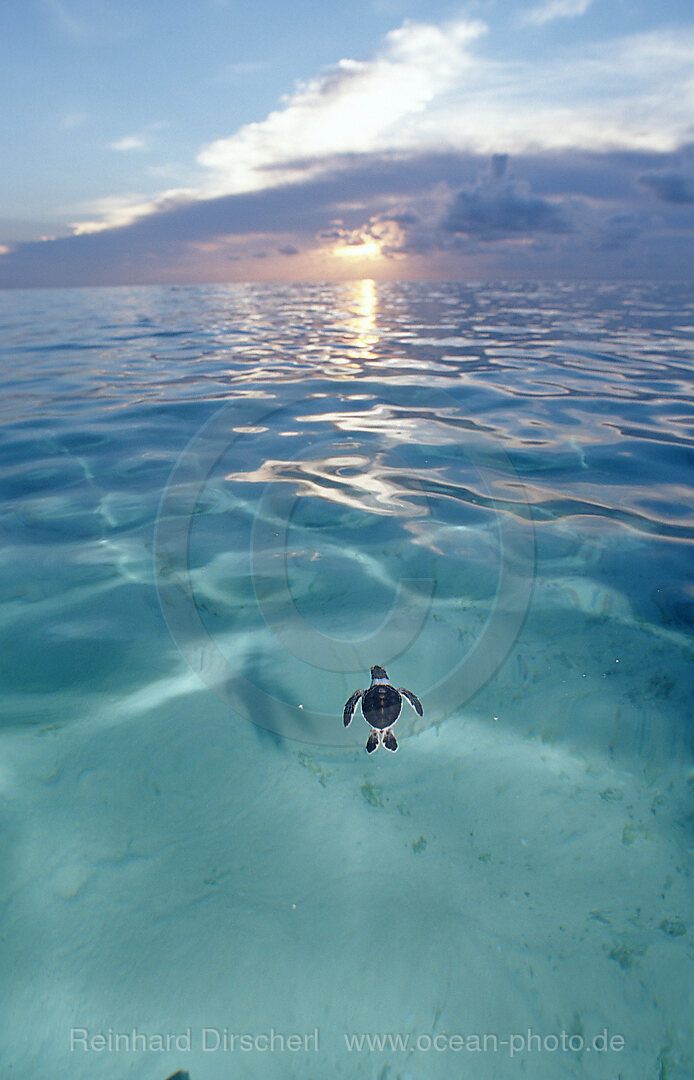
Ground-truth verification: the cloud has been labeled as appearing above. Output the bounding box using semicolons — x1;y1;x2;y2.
3;15;694;286
522;0;594;26
60;111;87;131
31;11;691;251
596;213;642;251
109;135;147;152
108;122;166;154
61;17;694;242
196;20;487;196
69;192;189;235
441;157;573;245
639;172;694;204
70;185;198;235
442;187;570;241
194;19;694;205
351;159;573;256
490;154;509;182
3;144;694;287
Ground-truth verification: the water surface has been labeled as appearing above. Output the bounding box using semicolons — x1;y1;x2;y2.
0;280;692;1079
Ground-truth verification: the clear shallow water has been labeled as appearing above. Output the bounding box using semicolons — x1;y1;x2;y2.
0;280;693;1078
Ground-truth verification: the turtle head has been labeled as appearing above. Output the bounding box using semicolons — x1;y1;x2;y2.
370;664;389;681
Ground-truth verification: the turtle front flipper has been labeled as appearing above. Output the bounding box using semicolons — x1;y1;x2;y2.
343;689;363;727
383;730;398;752
366;730;379;753
400;688;423;716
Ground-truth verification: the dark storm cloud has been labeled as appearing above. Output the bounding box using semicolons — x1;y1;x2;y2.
442;186;570;240
361;155;575;256
490;153;509;182
0;152;482;286
1;145;694;286
596;213;642;251
384;211;420;227
638;171;694;204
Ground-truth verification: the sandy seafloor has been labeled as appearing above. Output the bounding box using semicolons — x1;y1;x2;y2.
0;280;692;1079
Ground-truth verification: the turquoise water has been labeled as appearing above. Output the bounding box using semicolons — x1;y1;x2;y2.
0;280;693;1078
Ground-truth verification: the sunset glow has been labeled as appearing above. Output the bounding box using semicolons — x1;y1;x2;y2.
1;1;692;286
333;241;383;260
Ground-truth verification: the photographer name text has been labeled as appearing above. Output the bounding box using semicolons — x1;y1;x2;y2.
70;1027;319;1053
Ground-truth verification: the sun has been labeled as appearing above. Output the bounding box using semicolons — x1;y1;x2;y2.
334;240;382;259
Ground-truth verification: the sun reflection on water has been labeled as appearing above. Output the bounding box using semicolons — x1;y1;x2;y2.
346;278;379;361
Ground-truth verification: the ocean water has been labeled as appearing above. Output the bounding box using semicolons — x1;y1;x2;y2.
0;279;692;1079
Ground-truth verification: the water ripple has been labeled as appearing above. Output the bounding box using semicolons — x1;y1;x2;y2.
0;280;692;741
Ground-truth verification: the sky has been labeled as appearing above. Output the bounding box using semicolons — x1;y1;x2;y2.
0;0;693;286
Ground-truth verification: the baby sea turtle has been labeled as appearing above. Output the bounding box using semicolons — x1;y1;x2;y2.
343;665;423;753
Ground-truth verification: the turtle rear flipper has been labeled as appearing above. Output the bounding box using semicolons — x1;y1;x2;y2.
366;730;379;753
343;689;363;727
383;730;398;752
400;688;423;717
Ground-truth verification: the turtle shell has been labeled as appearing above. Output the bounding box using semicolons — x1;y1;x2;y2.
362;683;402;729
